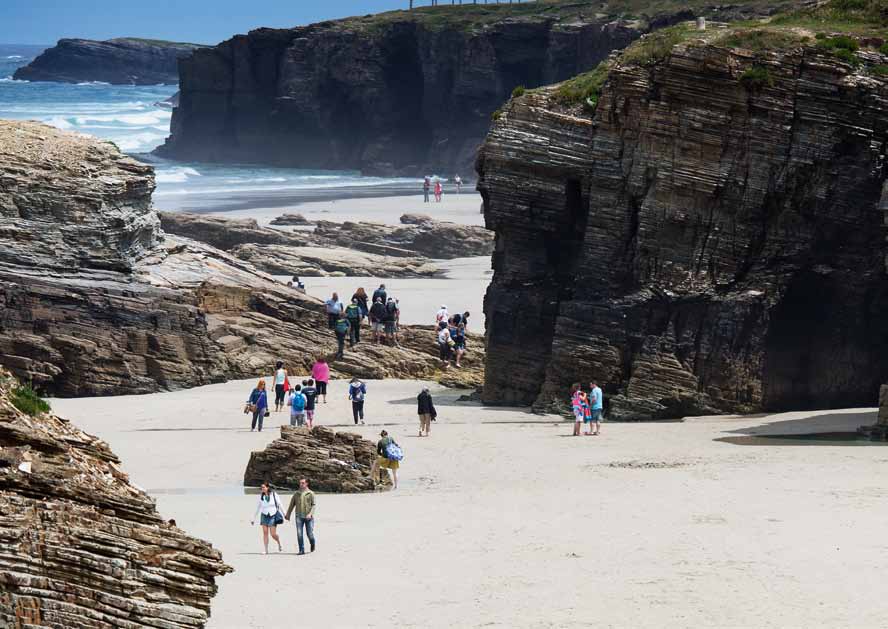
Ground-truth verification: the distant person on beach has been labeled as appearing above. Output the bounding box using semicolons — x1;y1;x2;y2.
290;384;307;427
312;358;330;404
423;176;431;203
353;287;370;319
373;283;387;305
436;305;449;325
346;297;362;346
588;380;603;436
246;379;269;432
333;315;350;359
325;292;344;329
434;179;443;202
348;377;367;425
370;297;386;344
292;275;305;290
417;386;437;437
570;383;585;437
302;379;318;428
372;430;401;489
285;478;316;555
273;361;288;412
454;174;462;194
437;321;453;368
251;482;283;554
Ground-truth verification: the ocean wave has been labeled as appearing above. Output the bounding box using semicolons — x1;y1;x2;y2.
154;178;412;197
45;115;74;130
75;81;112;86
74;111;171;126
155;167;202;183
111;131;169;152
3;55;23;59
0;77;28;83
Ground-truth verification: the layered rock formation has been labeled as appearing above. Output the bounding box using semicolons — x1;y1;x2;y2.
0;121;482;396
478;33;888;418
157;2;797;175
13;38;204;85
244;426;390;492
0;369;231;626
158;212;309;250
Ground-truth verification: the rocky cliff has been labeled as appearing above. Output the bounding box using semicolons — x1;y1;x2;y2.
156;1;797;176
13;38;204;85
477;25;888;418
0;121;482;396
0;369;231;627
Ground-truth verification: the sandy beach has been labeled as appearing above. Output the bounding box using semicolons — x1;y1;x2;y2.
53;379;888;628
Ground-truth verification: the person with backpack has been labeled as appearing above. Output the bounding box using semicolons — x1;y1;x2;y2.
383;297;398;345
372;430;401;489
284;477;316;555
250;481;284;554
372;283;387;305
417;386;437;437
246;379;269;432
345;298;362;346
333;315;351;360
369;297;387;344
302;379;318;428
348;377;367;425
290;384;307;427
311;358;329;404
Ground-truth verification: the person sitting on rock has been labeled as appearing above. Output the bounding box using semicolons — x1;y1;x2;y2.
302;379;318;428
285;478;316;555
369;297;387;344
290;384;307;427
333;315;351;360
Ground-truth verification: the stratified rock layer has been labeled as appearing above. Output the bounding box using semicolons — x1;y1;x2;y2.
0;121;482;396
0;369;232;627
13;38;204;85
244;426;390;492
478;42;888;418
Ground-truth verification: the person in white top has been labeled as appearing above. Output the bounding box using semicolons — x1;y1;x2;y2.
273;361;288;412
435;305;449;325
437;322;453;369
251;481;284;554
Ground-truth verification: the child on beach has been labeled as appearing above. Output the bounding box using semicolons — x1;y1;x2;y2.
290;384;306;427
570;383;585;437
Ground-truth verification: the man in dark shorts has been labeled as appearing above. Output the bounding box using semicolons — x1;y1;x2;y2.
302;379;318;428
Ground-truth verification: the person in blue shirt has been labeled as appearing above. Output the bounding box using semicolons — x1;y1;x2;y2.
588;380;603;436
348;377;367;425
290;384;307;427
247;379;269;432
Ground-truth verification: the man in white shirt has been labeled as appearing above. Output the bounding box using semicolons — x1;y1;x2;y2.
435;304;449;325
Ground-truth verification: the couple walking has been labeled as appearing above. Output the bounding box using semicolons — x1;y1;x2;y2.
251;479;317;555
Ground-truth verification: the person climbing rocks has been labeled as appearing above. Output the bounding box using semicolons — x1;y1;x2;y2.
423;176;431;203
372;430;400;489
311;358;330;404
588;380;603;436
285;478;316;555
437;321;453;369
345;297;362;346
251;481;283;555
290;384;306;427
372;283;387;305
383;297;398;345
302;379;318;428
273;361;288;412
454;323;467;368
325;292;344;329
436;304;449;325
352;287;370;319
333;315;350;360
417;385;437;437
370;297;387;344
348;377;367;425
246;379;269;432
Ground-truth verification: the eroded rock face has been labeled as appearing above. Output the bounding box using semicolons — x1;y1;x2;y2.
12;38;204;85
158;211;309;250
0;369;231;627
0;121;482;396
244;426;390;492
478;44;888;418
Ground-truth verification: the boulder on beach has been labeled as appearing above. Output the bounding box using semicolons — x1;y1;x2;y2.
270;212;312;226
244;425;391;492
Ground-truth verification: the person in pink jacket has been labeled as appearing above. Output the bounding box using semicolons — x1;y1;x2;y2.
311;358;330;404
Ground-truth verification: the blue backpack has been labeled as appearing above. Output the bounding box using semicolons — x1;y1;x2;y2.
385;440;404;462
291;393;306;412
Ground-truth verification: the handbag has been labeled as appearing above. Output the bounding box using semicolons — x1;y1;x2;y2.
272;492;285;526
244;403;256;414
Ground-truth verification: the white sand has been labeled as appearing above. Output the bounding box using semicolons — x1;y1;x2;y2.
52;380;888;628
283;256;491;326
212;193;485;228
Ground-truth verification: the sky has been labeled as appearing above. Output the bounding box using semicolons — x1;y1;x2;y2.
0;1;420;46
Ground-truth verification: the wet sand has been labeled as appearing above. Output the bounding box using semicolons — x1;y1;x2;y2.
52;381;888;628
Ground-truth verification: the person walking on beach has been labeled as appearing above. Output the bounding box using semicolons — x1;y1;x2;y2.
423;176;431;203
273;361;288;412
290;384;307;427
333;315;350;360
325;292;344;330
588;380;603;436
285;478;316;555
345;297;362;346
246;379;269;432
312;358;330;404
570;383;585;437
373;283;387;305
302;379;318;428
417;386;437;437
353;287;370;320
349;377;367;425
251;482;283;554
372;430;401;489
454;174;462;194
434;179;443;202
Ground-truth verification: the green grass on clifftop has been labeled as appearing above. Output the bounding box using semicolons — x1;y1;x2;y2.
10;384;51;417
555;61;612;112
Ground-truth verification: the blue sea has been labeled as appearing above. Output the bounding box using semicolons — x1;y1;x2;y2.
0;44;416;213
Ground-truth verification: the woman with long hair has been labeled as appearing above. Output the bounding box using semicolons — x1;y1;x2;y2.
273;361;288;412
353;287;369;319
251;481;283;554
247;379;269;432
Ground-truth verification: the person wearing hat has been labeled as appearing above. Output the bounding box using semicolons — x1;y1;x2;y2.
348;377;367;425
371;430;399;489
417;386;437;437
435;304;449;325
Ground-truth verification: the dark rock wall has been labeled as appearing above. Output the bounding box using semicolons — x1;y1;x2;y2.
478;44;888;418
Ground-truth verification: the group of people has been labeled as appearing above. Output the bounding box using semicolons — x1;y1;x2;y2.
435;305;470;368
324;284;402;359
570;380;604;436
422;175;462;203
245;359;331;431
